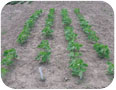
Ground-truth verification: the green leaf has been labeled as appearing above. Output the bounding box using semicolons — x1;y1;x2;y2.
107;61;114;74
2;56;14;66
93;43;110;58
69;58;88;79
35;51;51;63
37;40;51;51
1;68;8;77
42;26;54;37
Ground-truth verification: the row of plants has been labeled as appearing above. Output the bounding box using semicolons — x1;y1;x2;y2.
1;48;18;77
17;10;43;45
35;8;55;63
61;9;88;79
74;8;99;43
74;8;110;59
35;40;51;63
42;8;55;37
74;8;114;75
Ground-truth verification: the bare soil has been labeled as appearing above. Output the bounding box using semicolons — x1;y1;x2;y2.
1;1;114;89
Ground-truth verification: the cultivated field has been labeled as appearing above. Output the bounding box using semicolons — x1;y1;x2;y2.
1;1;114;89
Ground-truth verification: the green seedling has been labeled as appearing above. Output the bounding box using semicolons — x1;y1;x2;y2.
45;18;54;27
1;68;8;77
62;16;72;26
1;48;17;77
107;61;114;75
61;9;72;26
37;40;51;51
65;30;77;41
17;31;29;45
68;51;82;59
36;40;51;63
45;8;55;27
74;8;80;14
2;48;17;66
67;41;83;52
25;18;35;28
61;9;68;17
49;8;55;14
3;48;17;58
85;29;99;42
1;56;14;66
69;59;88;79
64;26;74;32
42;26;54;37
93;43;110;58
48;13;54;19
35;51;51;63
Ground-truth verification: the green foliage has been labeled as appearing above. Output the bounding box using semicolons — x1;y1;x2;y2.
35;51;51;63
107;61;114;75
61;9;87;79
1;48;17;77
17;10;42;45
43;8;55;37
37;40;51;50
49;8;55;14
45;8;55;27
61;9;68;17
68;51;82;59
93;43;110;58
1;48;17;66
3;48;17;57
45;18;54;27
64;26;77;41
2;56;14;66
74;8;80;14
35;8;54;63
61;9;72;26
1;68;8;77
67;41;83;52
74;8;99;42
42;26;54;37
65;30;77;41
17;30;29;44
69;59;88;79
83;28;99;42
62;16;72;26
64;26;74;32
36;40;51;63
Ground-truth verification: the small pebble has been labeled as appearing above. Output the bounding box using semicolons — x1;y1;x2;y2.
64;77;69;81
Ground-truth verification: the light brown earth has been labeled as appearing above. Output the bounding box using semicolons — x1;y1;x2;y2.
1;1;114;89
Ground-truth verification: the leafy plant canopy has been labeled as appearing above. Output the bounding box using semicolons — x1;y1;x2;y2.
17;9;42;45
93;43;110;58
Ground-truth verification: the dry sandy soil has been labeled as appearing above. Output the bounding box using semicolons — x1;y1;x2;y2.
1;1;114;89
